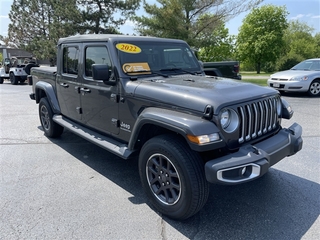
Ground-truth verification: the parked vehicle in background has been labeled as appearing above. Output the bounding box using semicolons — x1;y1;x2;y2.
0;56;39;85
202;61;241;80
9;56;39;85
0;48;9;84
0;58;10;84
268;58;320;96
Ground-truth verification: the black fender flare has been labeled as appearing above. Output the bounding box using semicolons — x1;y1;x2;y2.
35;81;61;114
128;107;225;152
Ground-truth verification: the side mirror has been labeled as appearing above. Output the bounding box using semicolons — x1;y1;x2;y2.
92;64;115;85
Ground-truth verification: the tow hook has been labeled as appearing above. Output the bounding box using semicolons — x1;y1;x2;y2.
288;128;295;135
252;146;260;155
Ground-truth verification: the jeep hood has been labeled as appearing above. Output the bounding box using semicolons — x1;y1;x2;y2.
128;75;277;114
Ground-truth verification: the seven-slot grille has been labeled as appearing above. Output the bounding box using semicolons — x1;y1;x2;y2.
237;96;281;144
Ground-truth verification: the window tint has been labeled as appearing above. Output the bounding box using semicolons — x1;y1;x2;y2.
310;60;320;71
85;46;111;77
62;47;79;75
163;48;196;68
117;41;201;74
292;60;320;71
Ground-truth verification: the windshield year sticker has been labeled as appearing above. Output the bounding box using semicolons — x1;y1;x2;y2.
116;43;141;53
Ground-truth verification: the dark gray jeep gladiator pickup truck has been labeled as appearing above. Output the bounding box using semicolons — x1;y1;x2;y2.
29;34;303;220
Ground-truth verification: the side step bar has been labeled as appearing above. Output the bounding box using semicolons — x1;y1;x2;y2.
53;115;134;159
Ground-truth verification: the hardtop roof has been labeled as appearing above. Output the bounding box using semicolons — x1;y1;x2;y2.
58;34;186;45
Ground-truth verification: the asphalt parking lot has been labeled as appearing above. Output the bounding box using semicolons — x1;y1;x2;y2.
0;81;319;240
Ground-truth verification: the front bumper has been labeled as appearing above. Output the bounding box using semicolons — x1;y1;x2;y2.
205;123;303;184
29;93;35;100
0;71;9;78
267;80;310;92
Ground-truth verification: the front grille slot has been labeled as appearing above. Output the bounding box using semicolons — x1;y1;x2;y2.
238;96;280;144
271;78;288;81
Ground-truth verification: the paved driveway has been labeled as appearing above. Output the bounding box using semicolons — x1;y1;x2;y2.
0;82;319;239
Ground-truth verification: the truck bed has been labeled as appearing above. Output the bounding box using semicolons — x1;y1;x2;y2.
31;66;57;76
31;66;57;87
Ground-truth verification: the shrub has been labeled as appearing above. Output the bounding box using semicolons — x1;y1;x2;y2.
276;53;304;71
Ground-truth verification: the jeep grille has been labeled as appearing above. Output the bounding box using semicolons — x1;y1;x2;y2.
237;96;281;144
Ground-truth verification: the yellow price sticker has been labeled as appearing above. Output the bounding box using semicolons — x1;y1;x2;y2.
116;43;141;53
122;63;151;75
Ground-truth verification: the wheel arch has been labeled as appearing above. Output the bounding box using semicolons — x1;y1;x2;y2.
308;78;320;96
35;81;61;114
128;107;221;152
311;77;320;82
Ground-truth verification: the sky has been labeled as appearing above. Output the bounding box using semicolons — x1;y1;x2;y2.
0;0;319;39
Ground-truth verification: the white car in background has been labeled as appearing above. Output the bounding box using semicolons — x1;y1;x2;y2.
0;56;38;85
267;58;320;96
0;58;10;84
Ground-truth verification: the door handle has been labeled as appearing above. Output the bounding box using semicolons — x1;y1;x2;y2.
80;87;91;94
59;82;69;88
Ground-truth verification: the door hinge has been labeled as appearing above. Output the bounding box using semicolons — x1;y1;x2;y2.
111;93;119;103
111;118;120;127
76;107;82;114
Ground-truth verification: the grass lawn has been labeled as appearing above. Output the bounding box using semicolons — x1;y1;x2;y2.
241;79;268;86
241;71;273;77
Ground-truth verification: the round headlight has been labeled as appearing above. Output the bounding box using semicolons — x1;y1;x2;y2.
219;108;239;133
220;109;230;128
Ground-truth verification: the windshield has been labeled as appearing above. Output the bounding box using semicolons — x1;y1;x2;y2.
291;59;320;71
116;41;201;76
10;57;35;66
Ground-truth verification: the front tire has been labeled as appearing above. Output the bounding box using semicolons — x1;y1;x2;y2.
10;72;19;85
39;97;64;138
308;80;320;96
0;77;3;84
139;134;209;220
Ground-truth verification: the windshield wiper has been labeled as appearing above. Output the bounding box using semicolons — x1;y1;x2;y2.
160;67;197;75
126;70;169;78
152;71;169;77
291;68;310;71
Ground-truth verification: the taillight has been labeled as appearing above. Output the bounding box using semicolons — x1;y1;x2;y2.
234;64;239;73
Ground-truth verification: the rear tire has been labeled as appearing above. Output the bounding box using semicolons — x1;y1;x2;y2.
10;72;18;85
139;134;209;220
39;97;64;138
308;80;320;96
0;77;3;84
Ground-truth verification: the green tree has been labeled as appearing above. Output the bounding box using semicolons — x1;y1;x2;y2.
7;0;82;60
0;35;17;48
236;5;288;73
198;21;235;62
285;20;316;58
276;20;318;70
134;0;262;47
314;33;320;57
78;0;140;34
